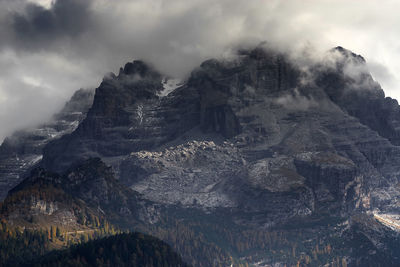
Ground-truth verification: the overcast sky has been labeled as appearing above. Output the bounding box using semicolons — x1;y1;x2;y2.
0;0;400;142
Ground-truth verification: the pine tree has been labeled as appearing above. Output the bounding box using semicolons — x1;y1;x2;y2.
50;226;56;241
56;227;61;238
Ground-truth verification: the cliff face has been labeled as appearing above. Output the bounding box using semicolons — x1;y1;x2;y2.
1;158;155;230
317;47;400;146
0;88;94;200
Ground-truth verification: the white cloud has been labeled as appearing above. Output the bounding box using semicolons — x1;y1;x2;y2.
26;0;53;9
0;50;99;141
0;0;400;142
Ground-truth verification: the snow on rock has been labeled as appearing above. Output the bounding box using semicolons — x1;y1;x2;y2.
373;213;400;232
122;140;242;209
158;78;183;97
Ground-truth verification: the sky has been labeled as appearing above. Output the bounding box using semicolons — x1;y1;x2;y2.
0;0;400;142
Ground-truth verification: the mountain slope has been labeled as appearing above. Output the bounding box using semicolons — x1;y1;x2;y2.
0;158;156;230
0;88;94;201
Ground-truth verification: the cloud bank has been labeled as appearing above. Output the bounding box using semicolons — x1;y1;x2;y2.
0;0;400;141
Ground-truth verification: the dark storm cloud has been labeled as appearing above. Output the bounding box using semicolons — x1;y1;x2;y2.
10;0;92;50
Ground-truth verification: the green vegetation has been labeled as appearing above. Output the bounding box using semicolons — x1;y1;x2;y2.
144;208;372;267
0;219;120;266
31;232;189;267
0;220;51;266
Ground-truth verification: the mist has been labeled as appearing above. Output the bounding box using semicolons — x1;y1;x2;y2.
0;0;400;142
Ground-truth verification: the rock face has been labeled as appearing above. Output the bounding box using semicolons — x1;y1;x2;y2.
62;158;159;226
0;88;94;200
1;168;85;228
1;158;156;229
317;47;400;146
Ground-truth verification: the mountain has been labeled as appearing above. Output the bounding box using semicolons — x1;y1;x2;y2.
1;45;400;266
0;88;95;201
41;46;400;218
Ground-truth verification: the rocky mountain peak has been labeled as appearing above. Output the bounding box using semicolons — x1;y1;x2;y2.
332;46;366;64
95;60;163;105
314;47;400;146
119;60;160;78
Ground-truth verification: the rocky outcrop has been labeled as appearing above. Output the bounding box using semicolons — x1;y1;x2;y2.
1;158;158;228
1;168;86;228
29;197;58;215
62;158;158;225
0;88;94;200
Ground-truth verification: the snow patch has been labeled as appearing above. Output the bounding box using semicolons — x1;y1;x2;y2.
374;213;400;232
30;155;43;165
158;78;182;97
